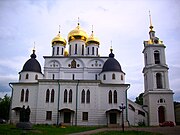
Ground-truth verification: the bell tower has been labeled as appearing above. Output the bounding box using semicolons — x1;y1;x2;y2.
142;12;175;126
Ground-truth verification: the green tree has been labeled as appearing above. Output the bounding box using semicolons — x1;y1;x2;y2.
135;93;144;105
0;94;11;120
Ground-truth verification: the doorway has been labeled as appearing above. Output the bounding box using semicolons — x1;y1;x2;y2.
64;112;71;123
110;113;117;124
158;106;165;123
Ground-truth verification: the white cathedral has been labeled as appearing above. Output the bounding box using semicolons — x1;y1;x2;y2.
9;19;175;126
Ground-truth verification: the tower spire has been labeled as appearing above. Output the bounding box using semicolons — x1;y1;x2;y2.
149;10;154;31
78;17;80;26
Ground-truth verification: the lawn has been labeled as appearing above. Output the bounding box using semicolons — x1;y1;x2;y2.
92;131;162;135
0;124;100;135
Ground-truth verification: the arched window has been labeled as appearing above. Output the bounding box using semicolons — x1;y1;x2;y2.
112;73;115;80
154;50;160;64
145;53;147;65
52;74;55;80
35;74;38;80
109;90;112;104
25;74;29;79
156;73;163;89
72;74;75;80
96;48;98;55
121;75;123;81
69;45;71;55
57;47;59;55
92;47;94;55
95;74;97;80
114;90;117;103
61;48;64;55
46;89;50;102
82;45;84;55
81;90;85;103
25;89;29;102
86;90;90;103
69;89;72;103
64;89;68;103
51;89;55;102
75;44;77;54
103;74;106;80
19;74;21;80
52;47;55;56
88;47;89;55
20;89;24;102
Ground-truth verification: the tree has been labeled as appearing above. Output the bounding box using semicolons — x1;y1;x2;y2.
0;94;11;120
135;93;144;105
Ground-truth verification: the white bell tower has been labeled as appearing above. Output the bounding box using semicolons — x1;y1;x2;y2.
142;12;175;126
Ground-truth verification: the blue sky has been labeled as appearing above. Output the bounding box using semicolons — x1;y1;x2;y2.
0;0;180;101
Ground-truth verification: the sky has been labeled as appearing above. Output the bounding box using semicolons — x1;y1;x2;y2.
0;0;180;102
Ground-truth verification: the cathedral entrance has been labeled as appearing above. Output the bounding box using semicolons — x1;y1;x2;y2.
59;108;74;125
110;113;117;124
158;106;165;123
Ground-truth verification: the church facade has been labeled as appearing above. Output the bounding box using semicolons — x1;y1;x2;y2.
9;20;175;126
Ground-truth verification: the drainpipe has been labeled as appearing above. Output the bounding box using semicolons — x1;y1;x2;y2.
75;80;79;126
9;83;13;124
125;85;130;126
57;80;60;125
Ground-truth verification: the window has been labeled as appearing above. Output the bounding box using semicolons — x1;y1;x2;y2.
109;90;112;104
72;74;75;80
35;74;38;80
138;110;145;117
96;48;98;56
112;73;115;80
57;47;59;55
64;89;68;103
75;44;77;54
51;89;55;102
145;53;147;65
95;74;97;80
25;74;29;79
52;47;55;56
69;89;72;103
114;90;117;104
156;73;163;89
81;90;85;103
52;74;55;80
61;48;64;55
46;89;50;102
86;90;90;103
82;45;84;55
69;45;71;55
154;50;160;64
87;47;89;55
20;89;24;102
25;89;29;102
19;74;21;80
103;74;106;80
46;111;52;120
92;47;94;55
82;112;88;121
121;75;123;81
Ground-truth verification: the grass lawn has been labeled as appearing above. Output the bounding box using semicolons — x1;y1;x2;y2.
0;124;100;135
92;131;162;135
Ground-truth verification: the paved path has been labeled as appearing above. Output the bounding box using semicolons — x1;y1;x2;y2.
69;126;180;135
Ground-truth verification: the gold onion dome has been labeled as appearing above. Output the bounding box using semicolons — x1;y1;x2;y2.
68;23;88;42
52;32;67;46
86;31;100;45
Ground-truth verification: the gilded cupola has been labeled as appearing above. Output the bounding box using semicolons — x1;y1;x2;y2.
86;30;100;46
68;23;88;42
52;31;67;46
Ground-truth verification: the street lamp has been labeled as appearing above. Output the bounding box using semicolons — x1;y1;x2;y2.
119;103;126;132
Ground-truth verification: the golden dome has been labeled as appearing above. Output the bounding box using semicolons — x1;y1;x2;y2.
86;31;100;45
64;48;69;57
52;32;67;46
68;23;88;42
